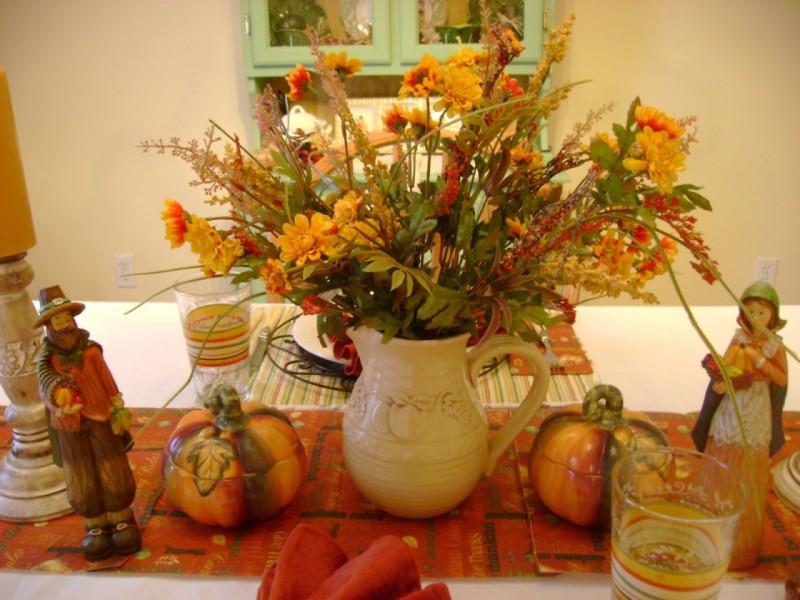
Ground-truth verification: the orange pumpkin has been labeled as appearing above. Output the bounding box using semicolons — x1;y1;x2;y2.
528;384;666;529
162;386;306;527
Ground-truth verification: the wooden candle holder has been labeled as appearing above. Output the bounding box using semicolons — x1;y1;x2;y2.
0;252;71;522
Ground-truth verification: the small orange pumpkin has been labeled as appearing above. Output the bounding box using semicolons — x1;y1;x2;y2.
528;384;667;529
162;386;306;527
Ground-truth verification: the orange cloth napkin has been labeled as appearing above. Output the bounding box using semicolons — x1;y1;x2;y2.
257;524;451;600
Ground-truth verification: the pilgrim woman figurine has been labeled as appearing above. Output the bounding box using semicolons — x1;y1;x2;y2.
692;281;788;570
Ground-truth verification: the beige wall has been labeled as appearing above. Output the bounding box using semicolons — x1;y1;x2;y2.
1;0;798;307
551;1;800;306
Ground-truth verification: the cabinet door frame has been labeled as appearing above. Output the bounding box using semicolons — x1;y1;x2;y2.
397;0;548;68
244;0;392;72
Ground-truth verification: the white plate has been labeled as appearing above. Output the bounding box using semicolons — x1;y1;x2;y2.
291;314;348;366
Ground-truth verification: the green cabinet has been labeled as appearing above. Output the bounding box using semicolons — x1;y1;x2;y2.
239;0;558;153
242;0;393;76
241;0;554;79
397;0;549;69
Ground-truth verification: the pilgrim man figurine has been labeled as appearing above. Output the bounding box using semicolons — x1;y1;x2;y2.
35;285;141;561
691;280;788;570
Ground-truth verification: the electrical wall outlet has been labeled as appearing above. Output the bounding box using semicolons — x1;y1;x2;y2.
755;257;778;286
114;254;136;288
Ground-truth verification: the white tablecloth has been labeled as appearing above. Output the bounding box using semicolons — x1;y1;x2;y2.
2;302;798;598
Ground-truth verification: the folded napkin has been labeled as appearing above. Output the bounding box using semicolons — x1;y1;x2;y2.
332;336;362;377
257;524;450;600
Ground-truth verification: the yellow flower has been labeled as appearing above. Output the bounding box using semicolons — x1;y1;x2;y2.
622;127;686;194
445;47;485;69
505;217;526;238
536;183;554;198
399;54;444;99
277;212;337;266
403;107;436;139
336;219;382;251
332;192;362;225
510;146;543;170
323;52;363;78
184;217;243;275
434;65;483;117
590;132;619;154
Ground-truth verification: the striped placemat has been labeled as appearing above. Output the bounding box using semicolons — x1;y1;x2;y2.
248;304;596;409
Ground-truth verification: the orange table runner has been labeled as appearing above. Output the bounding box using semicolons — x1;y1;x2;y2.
0;407;798;582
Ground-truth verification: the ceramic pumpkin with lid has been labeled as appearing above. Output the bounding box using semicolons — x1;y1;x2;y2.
528;384;667;528
162;386;306;527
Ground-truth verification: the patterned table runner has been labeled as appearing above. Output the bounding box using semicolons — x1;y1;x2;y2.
247;305;596;409
1;407;798;583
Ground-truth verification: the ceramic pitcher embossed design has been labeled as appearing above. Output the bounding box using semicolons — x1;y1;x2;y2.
342;327;550;519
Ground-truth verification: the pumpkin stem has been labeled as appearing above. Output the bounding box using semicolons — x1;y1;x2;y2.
582;384;625;427
207;385;252;431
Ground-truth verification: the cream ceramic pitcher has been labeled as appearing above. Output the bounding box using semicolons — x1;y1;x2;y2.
342;327;550;519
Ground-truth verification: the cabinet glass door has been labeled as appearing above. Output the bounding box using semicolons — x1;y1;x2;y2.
246;0;391;70
399;0;548;71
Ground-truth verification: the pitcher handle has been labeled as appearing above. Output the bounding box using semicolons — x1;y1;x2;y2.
467;335;550;476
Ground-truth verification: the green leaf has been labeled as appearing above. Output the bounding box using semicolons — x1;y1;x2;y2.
612;122;635;156
678;185;711;211
589;138;619;171
598;173;623;204
416;286;468;330
416;295;447;321
626;97;642;129
408;269;433;294
187;437;238;496
302;263;317;280
362;258;394;273
456;207;475;250
390;269;405;291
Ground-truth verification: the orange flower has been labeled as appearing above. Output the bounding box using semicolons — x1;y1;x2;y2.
630;224;652;246
498;73;524;98
260;258;292;295
161;199;188;248
593;230;635;278
285;64;312;101
399;54;444;99
382;105;408;135
660;235;678;258
324;52;363;78
634;106;685;139
490;26;525;66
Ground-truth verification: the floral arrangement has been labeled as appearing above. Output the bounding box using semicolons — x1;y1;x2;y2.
141;11;718;345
